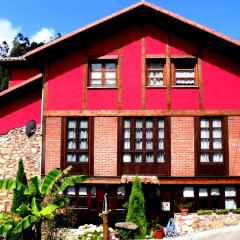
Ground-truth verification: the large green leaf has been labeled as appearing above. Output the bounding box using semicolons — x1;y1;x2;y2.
40;168;61;195
16;203;31;216
0;179;25;191
31;197;39;216
13;215;37;234
58;175;88;192
25;176;41;195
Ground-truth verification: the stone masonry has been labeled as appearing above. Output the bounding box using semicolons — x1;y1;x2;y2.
0;126;41;211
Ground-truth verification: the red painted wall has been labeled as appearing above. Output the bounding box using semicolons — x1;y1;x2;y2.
171;89;199;110
47;50;85;110
202;49;240;109
45;23;240;111
145;25;166;54
9;67;40;87
0;89;41;134
121;25;142;110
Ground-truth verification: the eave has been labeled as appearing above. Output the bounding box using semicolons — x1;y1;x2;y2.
22;1;239;65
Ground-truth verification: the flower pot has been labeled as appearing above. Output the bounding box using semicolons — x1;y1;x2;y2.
154;228;165;239
180;207;189;216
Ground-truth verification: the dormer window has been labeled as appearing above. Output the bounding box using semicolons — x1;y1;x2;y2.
89;61;117;87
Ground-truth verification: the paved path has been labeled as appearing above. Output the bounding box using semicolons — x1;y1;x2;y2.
163;225;240;240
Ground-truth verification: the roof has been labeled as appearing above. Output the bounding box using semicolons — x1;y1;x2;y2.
0;73;42;100
1;1;240;65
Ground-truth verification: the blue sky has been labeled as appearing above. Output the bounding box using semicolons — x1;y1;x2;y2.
0;0;239;45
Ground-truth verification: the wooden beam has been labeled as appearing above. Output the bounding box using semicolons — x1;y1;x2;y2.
166;33;171;110
141;24;146;110
44;109;240;117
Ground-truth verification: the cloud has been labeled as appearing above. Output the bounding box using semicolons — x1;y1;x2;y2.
0;18;21;46
30;28;55;43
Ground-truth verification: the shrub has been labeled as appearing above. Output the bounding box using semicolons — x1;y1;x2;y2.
11;159;28;213
126;176;147;238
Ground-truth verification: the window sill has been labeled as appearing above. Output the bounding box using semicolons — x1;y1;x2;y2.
171;85;199;89
87;86;118;90
146;86;167;89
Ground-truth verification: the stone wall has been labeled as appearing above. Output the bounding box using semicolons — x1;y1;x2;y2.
0;126;41;211
175;213;240;235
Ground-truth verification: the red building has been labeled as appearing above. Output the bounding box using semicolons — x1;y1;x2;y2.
1;2;240;224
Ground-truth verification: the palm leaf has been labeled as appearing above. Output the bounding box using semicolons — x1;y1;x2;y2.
31;197;39;216
25;176;41;195
13;215;37;234
58;175;88;192
0;179;25;191
40;168;61;195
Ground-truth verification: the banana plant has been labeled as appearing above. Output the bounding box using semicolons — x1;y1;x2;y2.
0;166;88;239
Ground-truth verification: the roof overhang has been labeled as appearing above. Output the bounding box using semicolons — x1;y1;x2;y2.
22;2;240;65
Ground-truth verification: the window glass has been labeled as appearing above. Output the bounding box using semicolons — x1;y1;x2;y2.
183;187;194;198
199;188;208;197
225;186;236;197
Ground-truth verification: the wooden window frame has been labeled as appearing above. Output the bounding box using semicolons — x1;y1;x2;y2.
170;58;199;86
88;60;118;88
117;117;171;176
194;116;229;176
61;117;94;175
146;58;166;87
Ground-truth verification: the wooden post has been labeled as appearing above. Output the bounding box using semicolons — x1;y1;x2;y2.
102;211;109;240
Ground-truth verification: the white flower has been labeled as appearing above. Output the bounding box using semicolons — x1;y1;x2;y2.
87;233;93;237
100;233;103;238
109;227;113;232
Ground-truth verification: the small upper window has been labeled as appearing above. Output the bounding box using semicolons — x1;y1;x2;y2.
89;61;117;87
172;58;196;86
147;60;165;86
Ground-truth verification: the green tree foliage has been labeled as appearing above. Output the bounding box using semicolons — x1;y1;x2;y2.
12;159;28;213
0;65;8;91
0;41;9;57
10;33;30;57
0;166;88;239
126;176;147;238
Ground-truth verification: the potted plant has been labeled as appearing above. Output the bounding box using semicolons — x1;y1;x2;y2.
175;197;192;216
154;224;165;239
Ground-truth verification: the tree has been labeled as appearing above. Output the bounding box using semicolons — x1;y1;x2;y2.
10;33;30;57
0;166;88;239
11;159;28;213
126;176;147;238
0;41;9;57
0;65;8;91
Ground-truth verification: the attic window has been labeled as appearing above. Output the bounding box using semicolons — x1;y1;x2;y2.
171;58;197;86
147;59;165;86
89;61;117;87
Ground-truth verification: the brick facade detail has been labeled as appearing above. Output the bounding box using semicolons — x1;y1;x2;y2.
228;116;240;176
93;117;118;176
44;117;61;174
171;117;195;176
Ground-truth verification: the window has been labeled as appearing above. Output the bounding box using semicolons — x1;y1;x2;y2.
195;117;228;176
147;59;165;86
171;58;197;86
89;61;117;87
122;117;169;164
67;185;96;209
199;117;224;163
63;118;93;175
225;186;237;209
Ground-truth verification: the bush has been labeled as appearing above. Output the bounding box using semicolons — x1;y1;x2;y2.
126;176;147;238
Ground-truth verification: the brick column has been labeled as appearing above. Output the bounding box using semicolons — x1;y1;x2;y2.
228;116;240;176
45;117;61;174
171;117;195;176
94;117;118;176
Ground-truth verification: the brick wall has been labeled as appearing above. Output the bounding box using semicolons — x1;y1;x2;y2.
45;117;61;174
171;117;195;176
94;117;118;176
228;116;240;176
